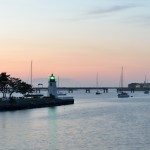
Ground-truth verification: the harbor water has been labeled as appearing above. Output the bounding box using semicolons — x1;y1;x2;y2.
0;90;150;150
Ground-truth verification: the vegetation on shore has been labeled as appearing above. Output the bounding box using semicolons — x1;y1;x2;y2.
0;72;33;100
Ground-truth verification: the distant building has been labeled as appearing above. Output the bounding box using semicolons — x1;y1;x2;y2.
128;83;141;88
128;83;150;88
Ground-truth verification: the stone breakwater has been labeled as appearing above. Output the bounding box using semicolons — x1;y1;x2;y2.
0;97;74;111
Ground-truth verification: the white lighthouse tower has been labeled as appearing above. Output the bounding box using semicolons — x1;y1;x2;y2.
48;74;57;98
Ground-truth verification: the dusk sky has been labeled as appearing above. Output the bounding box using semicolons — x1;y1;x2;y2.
0;0;150;87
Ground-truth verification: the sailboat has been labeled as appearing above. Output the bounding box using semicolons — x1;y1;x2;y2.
144;75;149;94
118;67;129;98
25;61;43;98
96;73;101;95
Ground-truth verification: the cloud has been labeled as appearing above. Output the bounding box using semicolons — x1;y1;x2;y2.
88;4;136;15
68;4;137;21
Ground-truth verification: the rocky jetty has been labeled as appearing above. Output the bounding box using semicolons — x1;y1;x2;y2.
0;97;74;111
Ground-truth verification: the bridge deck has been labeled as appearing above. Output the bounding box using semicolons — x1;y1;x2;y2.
33;87;147;91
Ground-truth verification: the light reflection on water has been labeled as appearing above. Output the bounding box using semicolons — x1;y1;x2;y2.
0;90;150;149
49;107;57;150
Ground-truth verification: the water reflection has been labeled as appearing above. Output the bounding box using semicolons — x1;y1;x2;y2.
1;91;150;150
48;107;57;149
0;113;6;128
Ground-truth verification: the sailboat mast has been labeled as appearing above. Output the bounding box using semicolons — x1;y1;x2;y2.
121;67;123;88
31;60;32;86
145;75;147;84
96;72;99;88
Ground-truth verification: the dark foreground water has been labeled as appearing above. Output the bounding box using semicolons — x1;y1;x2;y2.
0;90;150;150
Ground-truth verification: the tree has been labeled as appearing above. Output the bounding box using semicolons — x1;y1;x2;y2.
0;72;33;99
17;81;33;95
8;77;22;98
0;72;10;98
8;78;33;97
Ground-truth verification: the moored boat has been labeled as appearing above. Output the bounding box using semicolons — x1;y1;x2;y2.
96;91;101;95
95;72;101;95
118;67;130;98
144;90;149;94
144;75;149;94
118;91;129;98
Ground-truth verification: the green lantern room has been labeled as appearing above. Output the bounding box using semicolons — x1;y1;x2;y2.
49;74;56;82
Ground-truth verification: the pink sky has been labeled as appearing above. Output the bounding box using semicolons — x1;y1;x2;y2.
0;1;150;87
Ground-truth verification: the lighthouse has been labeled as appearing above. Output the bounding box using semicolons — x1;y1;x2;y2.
48;74;57;98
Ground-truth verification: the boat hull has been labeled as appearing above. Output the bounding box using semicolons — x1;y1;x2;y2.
144;90;149;94
118;92;129;98
96;92;101;95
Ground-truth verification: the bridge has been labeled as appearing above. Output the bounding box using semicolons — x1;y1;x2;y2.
33;87;138;93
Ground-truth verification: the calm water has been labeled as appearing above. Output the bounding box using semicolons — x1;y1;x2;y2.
0;90;150;150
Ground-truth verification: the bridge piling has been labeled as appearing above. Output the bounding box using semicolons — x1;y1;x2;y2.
103;88;108;93
35;89;41;93
68;89;73;93
85;89;90;93
130;89;135;93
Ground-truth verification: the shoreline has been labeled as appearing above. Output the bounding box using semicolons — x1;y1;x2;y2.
0;97;74;111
